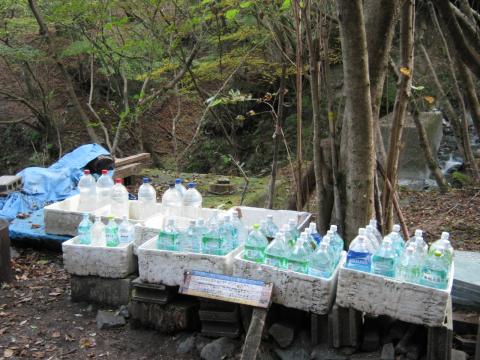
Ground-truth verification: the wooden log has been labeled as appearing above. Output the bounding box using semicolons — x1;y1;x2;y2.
0;219;12;283
114;162;145;179
114;153;151;167
241;307;268;360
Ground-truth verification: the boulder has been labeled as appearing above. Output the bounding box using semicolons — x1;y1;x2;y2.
96;310;126;329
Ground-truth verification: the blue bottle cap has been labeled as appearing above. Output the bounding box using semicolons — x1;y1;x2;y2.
175;178;182;184
143;177;150;183
187;182;195;188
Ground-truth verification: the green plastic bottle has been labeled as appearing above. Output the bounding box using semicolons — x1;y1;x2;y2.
429;232;454;266
243;224;268;263
286;233;310;274
105;216;119;247
264;232;288;268
419;250;449;289
157;218;179;251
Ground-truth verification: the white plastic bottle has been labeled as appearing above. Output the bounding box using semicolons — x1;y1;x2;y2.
161;183;183;217
78;169;97;212
182;182;202;208
118;216;134;244
96;169;114;207
175;178;187;198
91;215;106;246
111;178;129;218
138;177;157;219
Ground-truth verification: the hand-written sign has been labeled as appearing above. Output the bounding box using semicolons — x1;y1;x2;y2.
180;270;273;308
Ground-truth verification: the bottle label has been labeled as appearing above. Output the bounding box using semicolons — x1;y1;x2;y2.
346;250;371;272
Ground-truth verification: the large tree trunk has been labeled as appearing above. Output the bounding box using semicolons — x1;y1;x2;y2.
337;0;375;243
383;0;415;231
458;61;480;138
27;0;100;145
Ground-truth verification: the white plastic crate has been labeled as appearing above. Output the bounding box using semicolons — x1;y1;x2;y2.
232;251;346;315
62;236;136;278
137;236;241;286
335;264;454;327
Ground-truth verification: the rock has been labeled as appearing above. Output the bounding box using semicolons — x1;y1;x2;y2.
200;337;238;360
96;310;126;329
116;304;130;319
195;335;210;352
177;335;196;354
268;322;295;348
311;344;349;360
380;343;395;360
451;349;467;360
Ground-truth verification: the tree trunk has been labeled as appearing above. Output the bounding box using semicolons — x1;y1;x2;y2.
287;162;316;211
337;0;375;243
266;64;287;209
458;62;480;138
383;0;415;232
412;107;449;193
293;0;303;211
27;0;100;144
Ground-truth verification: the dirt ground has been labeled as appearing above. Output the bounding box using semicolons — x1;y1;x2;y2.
0;186;479;359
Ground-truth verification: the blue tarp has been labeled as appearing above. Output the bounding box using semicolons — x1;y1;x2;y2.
9;209;69;243
0;143;109;221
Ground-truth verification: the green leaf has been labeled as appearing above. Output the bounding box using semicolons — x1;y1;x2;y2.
280;0;291;11
225;9;239;21
240;1;253;8
411;85;425;91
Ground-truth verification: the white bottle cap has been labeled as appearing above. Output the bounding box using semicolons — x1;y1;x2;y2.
309;222;317;230
330;224;338;232
414;229;423;237
267;215;273;220
393;224;400;232
441;232;449;240
327;230;333;235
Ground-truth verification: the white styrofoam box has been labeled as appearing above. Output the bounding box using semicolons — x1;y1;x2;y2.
62;236;136;278
336;264;454;327
227;206;312;231
137;236;241;286
232;251;346;314
132;207;228;254
44;195;110;236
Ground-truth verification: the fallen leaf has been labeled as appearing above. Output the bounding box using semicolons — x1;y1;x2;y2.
19;319;28;326
0;327;7;334
51;331;61;338
4;348;14;358
48;292;61;297
424;95;435;104
399;66;411;77
32;351;45;358
65;334;74;342
79;337;96;349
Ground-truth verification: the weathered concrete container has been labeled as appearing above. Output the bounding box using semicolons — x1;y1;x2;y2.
232;251;346;315
62;236;136;278
336;265;454;327
227;206;311;231
137;236;242;286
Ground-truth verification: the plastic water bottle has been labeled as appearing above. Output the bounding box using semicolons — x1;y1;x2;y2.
96;169;114;207
232;211;248;245
78;169;97;211
304;228;318;255
202;221;227;255
138;177;157;219
366;224;381;250
175;178;187;198
419;250;449;289
287;219;299;247
309;223;322;244
263;215;279;240
161;183;183;212
396;245;421;283
281;224;294;249
157;218;179;251
223;215;238;250
406;230;428;259
368;219;383;245
183;182;202;208
286;233;310;274
371;238;396;277
91;215;106;246
329;225;345;262
383;224;405;257
78;213;92;245
243;224;268;263
309;241;335;278
429;232;454;265
207;209;221;228
322;230;340;265
111;178;129;218
179;220;201;253
118;216;134;244
345;228;373;273
195;219;209;237
265;232;288;268
105;216;119;247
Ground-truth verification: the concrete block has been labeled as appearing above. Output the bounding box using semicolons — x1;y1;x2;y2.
232;251;346;315
63;236;136;278
131;277;178;304
137;236;241;286
70;275;133;306
427;298;452;360
336;265;454;327
0;175;22;194
129;298;199;333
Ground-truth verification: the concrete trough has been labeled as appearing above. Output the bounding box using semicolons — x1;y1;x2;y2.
62;236;136;278
137;236;242;286
232;251;346;315
335;265;454;327
227;206;311;231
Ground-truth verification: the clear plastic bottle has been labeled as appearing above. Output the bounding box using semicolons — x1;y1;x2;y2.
207;209;221;228
162;183;183;209
286;233;310;274
371;238;396;277
96;169;114;207
309;241;334;278
396;245;421;283
91;215;106;246
329;225;345;262
259;220;268;238
222;215;238;250
179;220;201;253
429;232;454;265
406;230;428;260
265;232;288;268
243;224;268;263
182;182;202;208
138;177;157;219
366;225;381;250
419;250;449;289
175;178;187;198
383;224;405;257
368;219;383;245
78;169;97;212
263;215;279;240
304;228;318;255
118;216;134;244
232;211;247;245
77;213;92;245
195;219;209;238
111;178;129;218
308;222;322;244
105;216;119;247
287;219;299;247
345;228;373;273
322;230;340;265
157;218;179;251
202;220;227;255
282;224;294;249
